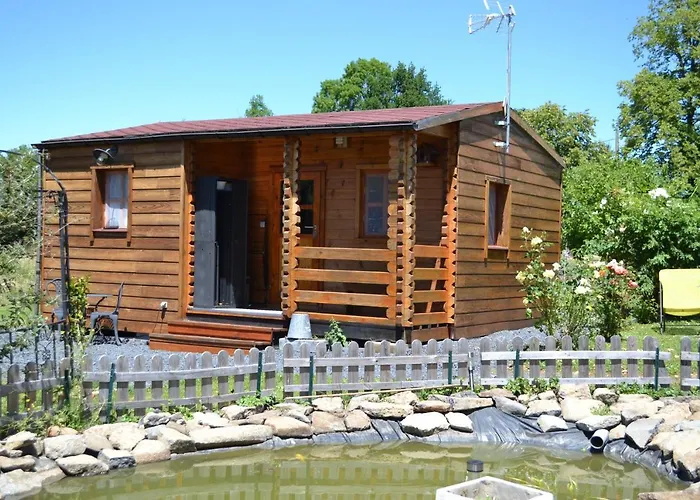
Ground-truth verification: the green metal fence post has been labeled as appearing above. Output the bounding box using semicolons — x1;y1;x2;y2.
308;352;315;396
62;369;70;408
256;351;263;397
514;349;521;379
105;363;116;423
448;350;453;385
654;347;660;391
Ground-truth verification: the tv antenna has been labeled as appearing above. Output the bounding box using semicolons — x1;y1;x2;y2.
468;1;516;152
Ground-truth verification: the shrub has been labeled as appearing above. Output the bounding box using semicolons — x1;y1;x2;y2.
324;319;347;347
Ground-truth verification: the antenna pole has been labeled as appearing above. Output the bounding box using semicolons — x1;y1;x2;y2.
505;11;514;153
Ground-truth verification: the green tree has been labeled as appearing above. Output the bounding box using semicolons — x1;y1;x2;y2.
0;146;38;246
312;58;450;113
518;102;609;167
617;0;700;182
244;94;273;117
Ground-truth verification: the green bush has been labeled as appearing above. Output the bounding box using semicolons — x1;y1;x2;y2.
324;319;347;347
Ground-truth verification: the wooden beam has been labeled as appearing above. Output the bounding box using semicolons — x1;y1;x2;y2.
178;141;191;319
282;137;301;316
401;132;417;328
386;135;402;322
296;290;394;308
414;102;503;131
419;124;453;139
295;246;393;261
442;126;458;326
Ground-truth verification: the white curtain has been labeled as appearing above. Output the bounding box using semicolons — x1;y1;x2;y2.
104;171;127;229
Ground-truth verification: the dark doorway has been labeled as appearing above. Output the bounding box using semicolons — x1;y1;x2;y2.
194;177;248;308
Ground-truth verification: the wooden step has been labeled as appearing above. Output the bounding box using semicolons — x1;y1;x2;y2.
154;319;282;354
150;332;262;354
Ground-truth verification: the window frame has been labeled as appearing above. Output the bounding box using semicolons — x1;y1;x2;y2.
90;164;133;243
484;177;511;258
357;165;390;239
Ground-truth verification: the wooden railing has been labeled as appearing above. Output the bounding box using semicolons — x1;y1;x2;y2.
293;246;396;325
412;245;450;326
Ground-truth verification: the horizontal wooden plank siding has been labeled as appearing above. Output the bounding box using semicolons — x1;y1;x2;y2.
42;141;184;336
454;113;562;339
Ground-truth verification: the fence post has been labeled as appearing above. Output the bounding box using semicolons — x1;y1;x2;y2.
654;347;660;390
256;351;263;397
448;350;453;385
105;362;116;423
63;369;70;408
308;352;315;396
514;349;520;379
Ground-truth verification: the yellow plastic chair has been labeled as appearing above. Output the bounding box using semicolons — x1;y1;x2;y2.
659;269;700;333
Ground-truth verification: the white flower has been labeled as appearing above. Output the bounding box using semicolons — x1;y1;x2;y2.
522;297;529;305
575;285;591;295
515;271;526;283
619;226;626;233
648;187;669;199
543;269;555;279
600;197;608;208
579;278;591;287
552;262;561;271
522;226;531;234
531;236;543;246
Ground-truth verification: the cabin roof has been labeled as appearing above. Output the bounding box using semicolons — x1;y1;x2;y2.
38;103;492;146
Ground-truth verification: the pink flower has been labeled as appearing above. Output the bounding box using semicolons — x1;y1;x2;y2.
613;266;628;276
628;280;639;289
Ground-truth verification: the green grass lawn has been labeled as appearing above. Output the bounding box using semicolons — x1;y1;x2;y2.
621;321;700;378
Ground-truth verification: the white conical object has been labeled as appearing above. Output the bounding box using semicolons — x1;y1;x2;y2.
288;313;312;340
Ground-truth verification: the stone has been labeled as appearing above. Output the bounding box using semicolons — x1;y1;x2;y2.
36;467;65;486
107;423;145;451
244;409;281;425
347;394;380;411
561;398;604;422
639;483;700;500
83;422;134;440
518;394;534;405
445;412;473;432
156;427;195;454
344;410;371;431
609;424;626;441
265;416;313;438
18;438;43;457
189;424;273;450
525;399;562;418
166;420;189;436
142;411;171;428
97;448;135;469
690;399;700;414
658;403;692;432
33;457;59;472
185;420;205;435
285;410;312;424
44;435;86;460
676;421;700;432
494;396;527;416
557;383;591;400
593;388;618;405
46;426;78;437
538;390;557;401
275;402;314;416
450;397;494;413
356;402;413;419
145;425;166;440
221;404;257;421
618;393;655;404
625;418;662;449
479;388;516;400
0;469;43;498
131;439;171;465
4;431;37;451
386;391;419;405
83;433;112;456
0;447;23;458
673;435;700;464
399;412;449;437
311;411;347;434
676;449;700;482
56;454;109;477
0;455;36;472
193;411;231;428
537;415;568;433
412;400;451;413
576;415;622;432
311;397;345;415
620;403;662;425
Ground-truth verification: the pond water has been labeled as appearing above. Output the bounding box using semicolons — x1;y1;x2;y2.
33;442;684;500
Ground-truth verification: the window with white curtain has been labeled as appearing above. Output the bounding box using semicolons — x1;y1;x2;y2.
362;172;389;237
103;171;129;229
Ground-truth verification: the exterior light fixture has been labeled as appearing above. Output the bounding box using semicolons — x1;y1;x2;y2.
93;146;118;165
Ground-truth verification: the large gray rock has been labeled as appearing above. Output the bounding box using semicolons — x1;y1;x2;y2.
690;399;700;414
526;399;562;418
576;415;622;432
617;393;655;404
399;412;449;437
451;397;494;413
311;397;345;415
311;411;347;434
156;427;195;454
221;404;259;421
357;402;413;419
479;388;516;400
676;449;700;482
0;447;22;458
609;424;626;441
347;394;379;411
56;454;109;477
625;418;662;449
33;457;59;472
658;403;692;432
538;390;557;401
244;409;281;425
36;467;65;487
561;398;604;422
593;388;618;405
537;415;568;433
83;422;135;440
265;416;313;438
412;400;451;413
190;424;273;450
557;383;591;400
518;394;535;405
142;411;171;428
672;434;700;464
275;402;313;416
84;433;112;456
108;423;145;451
620;403;662;425
344;410;371;432
0;455;36;472
97;448;136;469
0;469;43;498
676;421;700;432
4;431;37;451
386;391;419;406
131;439;171;465
494;396;527;416
638;483;700;500
44;435;86;460
445;412;473;432
193;411;231;428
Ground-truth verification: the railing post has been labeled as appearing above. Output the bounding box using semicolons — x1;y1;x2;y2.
105;362;116;423
256;351;263;397
654;347;660;390
62;369;70;408
308;352;315;396
514;349;520;379
447;350;453;385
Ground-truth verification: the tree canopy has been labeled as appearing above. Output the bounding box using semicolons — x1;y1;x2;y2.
244;95;273;117
312;58;450;113
617;0;700;182
0;146;38;247
518;102;609;167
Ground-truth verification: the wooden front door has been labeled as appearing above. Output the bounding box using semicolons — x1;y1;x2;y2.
268;170;324;305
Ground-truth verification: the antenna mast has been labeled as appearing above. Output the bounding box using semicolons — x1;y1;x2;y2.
468;1;517;152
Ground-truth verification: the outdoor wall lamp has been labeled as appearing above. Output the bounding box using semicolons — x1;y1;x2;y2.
93;146;119;165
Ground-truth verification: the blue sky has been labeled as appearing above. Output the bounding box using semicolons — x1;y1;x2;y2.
0;1;648;149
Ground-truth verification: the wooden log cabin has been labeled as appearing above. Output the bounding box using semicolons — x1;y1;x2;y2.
36;103;564;351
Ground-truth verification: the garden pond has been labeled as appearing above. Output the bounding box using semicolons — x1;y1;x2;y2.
31;441;684;499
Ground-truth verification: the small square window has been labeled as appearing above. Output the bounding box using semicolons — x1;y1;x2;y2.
91;166;132;237
487;180;510;249
361;172;388;237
